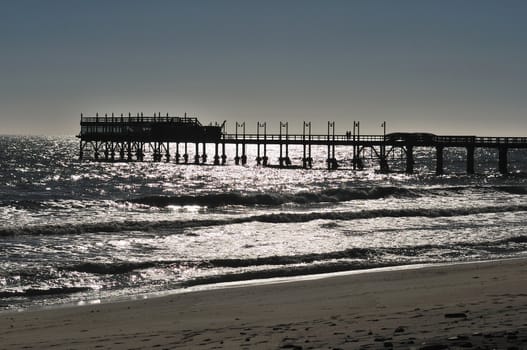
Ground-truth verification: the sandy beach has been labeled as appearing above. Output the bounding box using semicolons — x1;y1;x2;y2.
1;258;526;349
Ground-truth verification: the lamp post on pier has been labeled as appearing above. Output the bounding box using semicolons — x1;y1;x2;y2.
303;121;312;169
235;122;245;165
380;121;389;173
327;121;336;170
256;121;265;165
353;121;363;170
279;121;289;167
260;122;268;166
241;122;247;165
235;122;240;165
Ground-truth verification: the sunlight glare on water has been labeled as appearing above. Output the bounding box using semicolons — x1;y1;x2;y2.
1;136;527;310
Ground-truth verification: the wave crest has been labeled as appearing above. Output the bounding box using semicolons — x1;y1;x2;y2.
125;186;421;208
3;205;527;237
61;235;527;276
0;287;91;299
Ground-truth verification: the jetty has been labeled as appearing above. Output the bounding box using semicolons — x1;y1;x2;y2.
78;113;527;174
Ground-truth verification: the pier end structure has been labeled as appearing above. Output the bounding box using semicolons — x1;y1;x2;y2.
78;113;224;162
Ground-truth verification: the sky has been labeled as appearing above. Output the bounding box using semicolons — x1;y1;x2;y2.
1;0;526;136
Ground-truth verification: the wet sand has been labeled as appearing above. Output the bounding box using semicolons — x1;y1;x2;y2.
1;258;527;349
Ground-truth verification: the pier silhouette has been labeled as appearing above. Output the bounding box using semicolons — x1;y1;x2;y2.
78;113;527;174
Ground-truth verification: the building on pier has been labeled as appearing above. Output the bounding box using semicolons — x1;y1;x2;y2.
78;113;223;163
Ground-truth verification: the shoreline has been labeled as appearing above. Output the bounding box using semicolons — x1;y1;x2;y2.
174;255;527;293
4;257;521;315
1;257;527;349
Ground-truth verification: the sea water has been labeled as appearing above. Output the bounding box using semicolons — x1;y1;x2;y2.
1;135;527;310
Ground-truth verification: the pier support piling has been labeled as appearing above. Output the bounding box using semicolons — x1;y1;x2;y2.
175;143;180;164
285;122;290;166
302;122;308;169
241;145;247;165
79;141;84;161
194;143;200;164
127;141;132;161
202;143;207;164
466;146;475;175
262;123;268;166
327;121;337;170
379;141;390;174
406;145;414;174
302;122;313;169
279;121;286;167
214;143;220;165
436;146;444;175
256;122;262;165
221;143;226;165
235;122;245;165
183;143;188;164
379;156;389;173
379;145;389;173
499;146;508;174
241;122;247;165
165;142;170;162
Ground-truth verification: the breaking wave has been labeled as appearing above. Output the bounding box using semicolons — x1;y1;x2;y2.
3;235;524;302
492;185;527;195
181;261;399;287
124;186;421;207
3;204;527;237
0;287;91;299
124;185;527;208
59;235;527;276
2;185;527;210
64;249;375;275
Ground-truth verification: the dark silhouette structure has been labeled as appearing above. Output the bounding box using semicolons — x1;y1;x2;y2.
79;113;223;163
78;113;527;174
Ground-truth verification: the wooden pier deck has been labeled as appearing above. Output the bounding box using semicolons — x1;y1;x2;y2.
78;114;527;174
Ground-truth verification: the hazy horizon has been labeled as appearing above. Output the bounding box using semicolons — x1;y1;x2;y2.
1;0;526;136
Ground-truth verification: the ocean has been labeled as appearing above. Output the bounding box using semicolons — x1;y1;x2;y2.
1;135;527;311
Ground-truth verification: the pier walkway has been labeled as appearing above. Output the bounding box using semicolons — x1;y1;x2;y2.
78;114;527;174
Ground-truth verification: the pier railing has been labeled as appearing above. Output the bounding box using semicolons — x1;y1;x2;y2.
221;134;527;147
474;137;527;145
435;136;527;146
222;134;384;142
80;115;202;126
